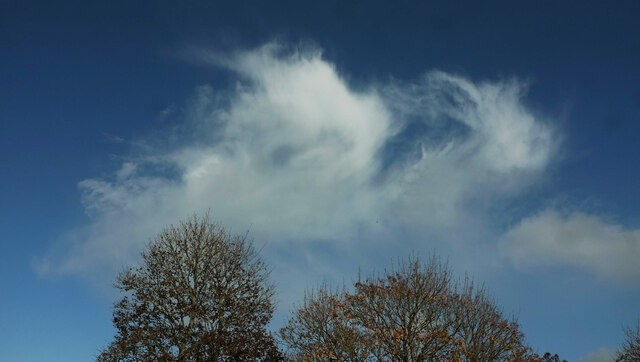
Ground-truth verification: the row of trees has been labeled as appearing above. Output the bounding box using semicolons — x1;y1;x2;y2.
98;215;639;361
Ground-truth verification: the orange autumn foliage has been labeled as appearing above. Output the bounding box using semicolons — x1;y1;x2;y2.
281;256;541;361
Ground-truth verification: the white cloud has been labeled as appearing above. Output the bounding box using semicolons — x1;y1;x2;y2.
500;209;640;281
383;71;554;227
579;347;617;362
38;43;555;288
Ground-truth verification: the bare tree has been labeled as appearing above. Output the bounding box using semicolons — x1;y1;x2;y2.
98;214;282;361
281;256;539;361
617;320;640;362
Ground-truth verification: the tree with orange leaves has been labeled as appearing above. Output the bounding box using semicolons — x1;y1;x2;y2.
281;256;539;361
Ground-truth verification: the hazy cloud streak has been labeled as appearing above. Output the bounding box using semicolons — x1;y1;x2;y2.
500;209;640;281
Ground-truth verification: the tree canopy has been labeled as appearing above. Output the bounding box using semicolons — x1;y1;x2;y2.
98;214;281;361
280;256;540;361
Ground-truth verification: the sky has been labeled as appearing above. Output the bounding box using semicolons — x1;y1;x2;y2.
1;1;640;360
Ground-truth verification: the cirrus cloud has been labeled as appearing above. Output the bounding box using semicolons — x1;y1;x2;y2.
38;43;555;284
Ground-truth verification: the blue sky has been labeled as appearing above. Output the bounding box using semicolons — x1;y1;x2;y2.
2;1;640;360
